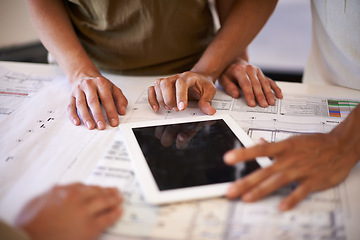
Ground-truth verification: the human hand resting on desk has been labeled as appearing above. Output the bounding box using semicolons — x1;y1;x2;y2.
15;183;123;240
147;60;283;115
219;58;283;107
147;71;217;115
223;104;360;211
68;75;128;130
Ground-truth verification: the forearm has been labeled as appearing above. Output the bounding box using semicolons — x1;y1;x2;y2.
192;0;277;82
330;104;360;165
27;0;100;84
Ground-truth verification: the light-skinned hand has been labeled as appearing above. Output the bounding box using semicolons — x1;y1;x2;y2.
147;71;217;115
68;76;128;130
219;59;283;107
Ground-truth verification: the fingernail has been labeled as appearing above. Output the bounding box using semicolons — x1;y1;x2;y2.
86;120;92;129
97;121;105;130
120;106;126;114
72;118;78;125
231;90;238;98
250;99;256;106
178;101;185;111
165;106;171;111
172;107;179;112
110;118;118;126
152;105;159;111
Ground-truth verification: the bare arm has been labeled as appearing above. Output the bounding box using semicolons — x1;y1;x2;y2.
192;0;277;81
27;0;127;130
148;0;280;114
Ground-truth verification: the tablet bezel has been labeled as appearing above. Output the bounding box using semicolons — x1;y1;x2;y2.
119;114;272;204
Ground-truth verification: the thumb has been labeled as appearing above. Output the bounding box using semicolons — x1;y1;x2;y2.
198;88;216;115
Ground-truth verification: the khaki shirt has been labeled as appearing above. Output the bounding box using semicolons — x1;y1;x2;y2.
66;0;215;75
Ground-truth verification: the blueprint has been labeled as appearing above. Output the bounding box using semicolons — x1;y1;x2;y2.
0;66;358;239
79;90;359;240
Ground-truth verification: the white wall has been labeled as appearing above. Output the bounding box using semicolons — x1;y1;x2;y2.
248;0;312;73
0;0;39;48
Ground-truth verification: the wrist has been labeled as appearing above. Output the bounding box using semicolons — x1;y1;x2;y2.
68;67;102;86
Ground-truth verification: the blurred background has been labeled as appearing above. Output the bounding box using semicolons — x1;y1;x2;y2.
0;0;311;82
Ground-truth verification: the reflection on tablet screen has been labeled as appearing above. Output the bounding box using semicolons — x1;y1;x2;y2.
133;119;259;191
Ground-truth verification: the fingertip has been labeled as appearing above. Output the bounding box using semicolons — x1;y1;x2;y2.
224;151;236;164
152;104;159;112
86;120;95;130
178;101;185;111
109;117;119;127
229;89;240;99
97;121;106;130
71;117;80;126
120;105;126;115
226;184;238;198
200;102;216;115
279;200;291;212
248;99;256;107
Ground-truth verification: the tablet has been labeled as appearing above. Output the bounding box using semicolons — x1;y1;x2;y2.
119;114;272;204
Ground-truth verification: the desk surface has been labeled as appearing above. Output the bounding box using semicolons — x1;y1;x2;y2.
0;61;359;240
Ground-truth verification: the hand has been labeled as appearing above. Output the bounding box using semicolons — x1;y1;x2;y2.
68;76;128;130
147;71;217;115
15;183;123;240
219;59;283;107
224;132;359;211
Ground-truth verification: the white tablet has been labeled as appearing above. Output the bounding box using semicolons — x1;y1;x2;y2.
119;114;272;205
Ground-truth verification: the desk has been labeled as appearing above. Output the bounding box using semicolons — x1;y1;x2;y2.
0;61;359;240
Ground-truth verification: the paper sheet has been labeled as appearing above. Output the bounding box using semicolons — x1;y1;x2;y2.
1;66;359;239
71;90;359;240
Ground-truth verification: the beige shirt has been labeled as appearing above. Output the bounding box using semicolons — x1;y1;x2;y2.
65;0;215;75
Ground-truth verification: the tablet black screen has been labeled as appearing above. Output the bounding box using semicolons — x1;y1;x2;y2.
133;119;259;191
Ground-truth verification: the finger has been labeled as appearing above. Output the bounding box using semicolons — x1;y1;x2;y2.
159;76;178;111
227;166;274;198
224;142;284;164
218;74;240;98
148;86;160;112
246;67;268;107
67;96;81;126
83;84;106;130
279;181;312;211
241;170;299;203
94;206;122;232
268;78;283;99
75;90;95;129
154;78;167;110
197;84;216;115
233;69;256;107
175;77;188;111
86;188;122;215
257;70;275;106
113;87;128;116
97;82;120;128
